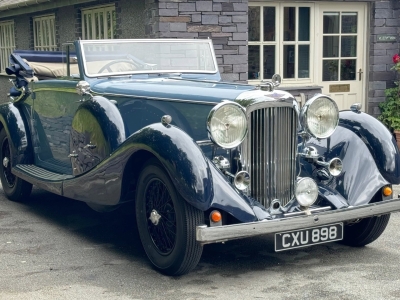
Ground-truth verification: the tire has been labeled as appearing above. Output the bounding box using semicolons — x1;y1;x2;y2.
341;214;390;247
135;159;203;276
0;128;32;201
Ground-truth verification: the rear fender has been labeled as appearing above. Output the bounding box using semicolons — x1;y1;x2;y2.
0;103;31;165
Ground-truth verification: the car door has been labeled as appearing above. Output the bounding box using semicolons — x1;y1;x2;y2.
30;80;81;175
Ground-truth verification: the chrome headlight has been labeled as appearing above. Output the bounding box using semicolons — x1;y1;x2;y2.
300;95;339;139
207;101;247;149
295;178;318;207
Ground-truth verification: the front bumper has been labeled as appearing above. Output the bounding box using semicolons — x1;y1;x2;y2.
196;198;400;245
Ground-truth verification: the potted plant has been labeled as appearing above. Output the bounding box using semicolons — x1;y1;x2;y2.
378;54;400;149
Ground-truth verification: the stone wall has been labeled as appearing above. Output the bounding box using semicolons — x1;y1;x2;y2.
368;0;400;116
145;0;249;82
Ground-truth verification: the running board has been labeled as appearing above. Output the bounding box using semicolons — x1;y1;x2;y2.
12;164;74;195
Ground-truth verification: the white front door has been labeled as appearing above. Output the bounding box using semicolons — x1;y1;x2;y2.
318;3;367;111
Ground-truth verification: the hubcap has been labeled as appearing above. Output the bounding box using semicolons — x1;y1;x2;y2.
1;138;15;187
145;178;176;255
149;209;161;225
3;156;9;168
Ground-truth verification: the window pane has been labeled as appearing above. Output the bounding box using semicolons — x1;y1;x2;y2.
341;59;356;80
342;12;357;33
248;45;260;79
263;7;275;41
249;7;260;41
284;7;295;41
323;36;339;57
283;45;295;78
263;45;275;79
298;45;309;78
341;36;357;57
323;12;339;34
298;7;310;41
323;60;338;81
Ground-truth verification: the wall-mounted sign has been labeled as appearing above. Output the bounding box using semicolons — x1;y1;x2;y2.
377;34;397;42
329;84;350;93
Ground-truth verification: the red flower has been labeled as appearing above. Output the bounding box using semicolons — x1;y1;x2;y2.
393;54;400;64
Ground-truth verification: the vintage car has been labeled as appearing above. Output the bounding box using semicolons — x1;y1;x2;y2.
2;39;400;275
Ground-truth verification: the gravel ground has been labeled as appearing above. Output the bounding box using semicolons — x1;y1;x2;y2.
0;186;399;300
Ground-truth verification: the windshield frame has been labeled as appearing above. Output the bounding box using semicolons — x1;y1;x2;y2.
78;39;219;78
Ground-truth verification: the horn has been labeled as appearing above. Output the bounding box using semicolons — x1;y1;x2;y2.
316;158;343;177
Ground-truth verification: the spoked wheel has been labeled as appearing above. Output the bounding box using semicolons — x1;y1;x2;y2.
341;191;390;247
136;159;203;276
341;214;390;247
0;128;32;201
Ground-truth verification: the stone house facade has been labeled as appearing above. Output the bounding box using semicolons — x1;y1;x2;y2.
0;0;399;116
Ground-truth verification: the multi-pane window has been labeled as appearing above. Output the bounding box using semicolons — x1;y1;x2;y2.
322;12;358;82
248;3;313;82
82;5;116;39
33;15;57;51
0;21;15;73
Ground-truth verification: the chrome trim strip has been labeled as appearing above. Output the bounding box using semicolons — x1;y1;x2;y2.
93;92;217;106
283;206;332;217
196;140;214;146
196;198;400;244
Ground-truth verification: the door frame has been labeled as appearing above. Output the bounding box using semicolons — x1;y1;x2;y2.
315;2;369;111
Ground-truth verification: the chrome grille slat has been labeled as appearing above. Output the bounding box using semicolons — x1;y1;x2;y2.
243;105;297;208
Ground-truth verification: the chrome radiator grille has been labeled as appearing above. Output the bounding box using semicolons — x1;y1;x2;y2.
241;104;298;208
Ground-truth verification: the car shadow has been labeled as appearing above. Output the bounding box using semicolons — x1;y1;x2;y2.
3;187;396;278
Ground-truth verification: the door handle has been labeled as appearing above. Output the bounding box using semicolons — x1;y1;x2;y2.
357;68;363;81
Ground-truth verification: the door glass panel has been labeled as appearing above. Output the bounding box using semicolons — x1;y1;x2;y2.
263;7;276;41
284;7;296;41
341;36;357;57
340;59;356;80
248;45;260;79
298;7;310;41
323;12;339;34
283;45;295;78
263;45;275;78
323;60;338;81
323;36;339;57
342;12;357;33
298;45;310;78
249;7;260;41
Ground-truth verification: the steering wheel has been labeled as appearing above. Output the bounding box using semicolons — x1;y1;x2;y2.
98;59;138;73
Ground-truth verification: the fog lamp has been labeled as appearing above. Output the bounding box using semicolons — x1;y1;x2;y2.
295;178;318;207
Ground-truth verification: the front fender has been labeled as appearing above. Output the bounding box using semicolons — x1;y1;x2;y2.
302;110;399;206
64;123;212;208
70;95;125;175
63;122;258;222
339;110;400;183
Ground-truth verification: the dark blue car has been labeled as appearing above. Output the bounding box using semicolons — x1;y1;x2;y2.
2;39;400;275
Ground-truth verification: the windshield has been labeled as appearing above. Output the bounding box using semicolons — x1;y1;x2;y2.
80;39;218;77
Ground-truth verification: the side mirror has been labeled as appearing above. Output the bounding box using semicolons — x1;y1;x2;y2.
76;81;91;96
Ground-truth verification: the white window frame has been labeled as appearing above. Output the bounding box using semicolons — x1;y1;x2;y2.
81;4;116;40
248;2;315;86
33;14;57;51
0;21;15;74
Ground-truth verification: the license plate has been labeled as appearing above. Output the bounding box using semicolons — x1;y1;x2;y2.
275;223;343;252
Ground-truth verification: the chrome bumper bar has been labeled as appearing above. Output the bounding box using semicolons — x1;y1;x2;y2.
196;198;400;244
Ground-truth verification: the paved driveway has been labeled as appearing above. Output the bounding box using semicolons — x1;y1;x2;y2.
0;187;399;300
